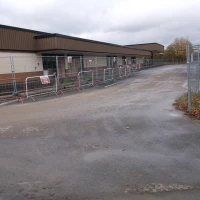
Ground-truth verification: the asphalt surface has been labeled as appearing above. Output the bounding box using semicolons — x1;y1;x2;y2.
0;65;200;200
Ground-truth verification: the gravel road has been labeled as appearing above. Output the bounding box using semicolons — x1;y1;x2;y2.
0;65;200;200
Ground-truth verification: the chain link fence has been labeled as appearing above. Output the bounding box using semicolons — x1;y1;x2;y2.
141;58;186;69
186;45;200;111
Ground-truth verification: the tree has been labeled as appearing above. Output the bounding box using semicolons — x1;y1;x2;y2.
164;37;192;59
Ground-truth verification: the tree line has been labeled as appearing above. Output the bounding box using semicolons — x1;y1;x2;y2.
152;37;192;59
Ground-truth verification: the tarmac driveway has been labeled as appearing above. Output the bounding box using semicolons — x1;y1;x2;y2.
0;65;200;200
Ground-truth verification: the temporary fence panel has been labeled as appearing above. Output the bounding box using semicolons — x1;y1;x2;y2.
113;67;120;80
131;64;137;74
63;56;82;73
96;57;108;69
119;67;126;78
122;58;127;66
82;58;96;70
104;68;114;83
93;69;105;85
0;78;25;104
125;65;132;77
186;45;200;111
57;73;79;94
25;75;57;101
112;57;119;68
78;71;94;88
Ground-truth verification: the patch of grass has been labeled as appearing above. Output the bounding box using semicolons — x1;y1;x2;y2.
174;93;200;120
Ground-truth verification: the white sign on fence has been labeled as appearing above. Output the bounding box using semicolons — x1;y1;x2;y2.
68;56;72;63
40;76;50;84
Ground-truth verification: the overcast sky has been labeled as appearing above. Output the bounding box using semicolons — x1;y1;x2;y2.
0;0;200;48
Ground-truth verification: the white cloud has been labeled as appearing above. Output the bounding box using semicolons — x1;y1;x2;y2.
0;0;200;47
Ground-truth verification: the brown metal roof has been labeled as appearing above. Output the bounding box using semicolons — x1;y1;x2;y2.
0;24;161;56
126;43;164;53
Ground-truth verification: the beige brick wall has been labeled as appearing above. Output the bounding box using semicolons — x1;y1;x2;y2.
0;56;11;74
0;52;43;74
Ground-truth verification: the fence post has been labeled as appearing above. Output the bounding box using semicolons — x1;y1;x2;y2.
74;58;76;72
55;75;58;92
10;56;15;79
92;71;94;85
10;56;17;93
25;77;28;98
78;72;81;88
80;56;82;72
112;68;114;79
95;57;98;79
187;45;192;111
56;56;59;84
103;69;106;82
198;46;200;92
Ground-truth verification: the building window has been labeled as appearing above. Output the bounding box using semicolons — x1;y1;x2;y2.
122;56;126;65
42;56;56;71
131;57;136;64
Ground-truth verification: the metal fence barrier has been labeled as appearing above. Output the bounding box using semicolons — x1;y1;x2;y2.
0;78;25;104
104;68;114;83
25;75;58;101
78;71;94;88
0;56;188;104
93;69;105;85
125;65;132;77
186;45;200;111
119;66;126;78
129;64;137;75
58;73;79;94
113;67;120;80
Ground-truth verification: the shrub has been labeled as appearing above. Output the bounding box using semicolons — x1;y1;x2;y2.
175;93;200;119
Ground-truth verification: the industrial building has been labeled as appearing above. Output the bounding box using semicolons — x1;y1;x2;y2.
0;24;164;79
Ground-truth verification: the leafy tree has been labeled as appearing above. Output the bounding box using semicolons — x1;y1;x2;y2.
164;37;192;59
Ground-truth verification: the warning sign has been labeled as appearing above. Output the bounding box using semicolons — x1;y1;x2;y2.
40;76;50;84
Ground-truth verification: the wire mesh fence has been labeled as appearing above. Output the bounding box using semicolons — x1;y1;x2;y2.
78;71;94;88
93;69;105;85
113;67;121;80
25;75;57;101
125;65;132;77
104;68;114;83
141;58;186;69
58;72;79;94
186;45;200;111
0;55;187;104
119;66;126;78
0;78;25;103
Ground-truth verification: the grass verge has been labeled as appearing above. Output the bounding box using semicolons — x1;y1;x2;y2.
174;93;200;120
